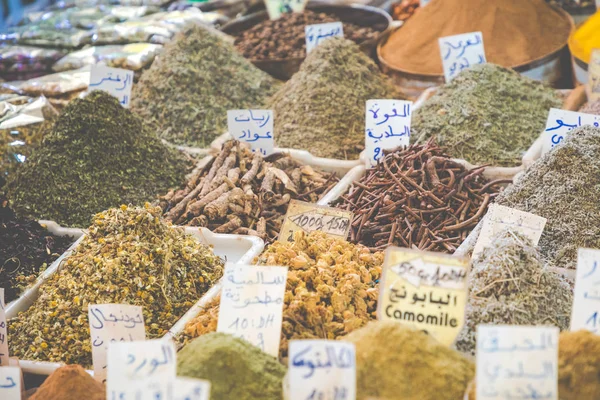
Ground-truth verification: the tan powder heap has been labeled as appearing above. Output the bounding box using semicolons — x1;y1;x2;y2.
343;321;474;400
30;365;105;400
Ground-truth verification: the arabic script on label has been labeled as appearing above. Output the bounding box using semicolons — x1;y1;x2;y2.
588;49;600;102
0;288;8;367
227;109;274;156
571;248;600;333
365;99;412;167
305;22;344;53
0;366;21;400
89;65;134;108
279;200;353;243
541;108;600;155
439;31;486;82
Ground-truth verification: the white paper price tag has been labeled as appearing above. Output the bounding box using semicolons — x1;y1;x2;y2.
365;99;412;167
89;304;146;383
265;0;308;20
0;366;21;400
0;289;8;366
439;31;486;82
477;325;558;400
227;110;274;156
305;22;344;53
420;0;431;5
541;108;600;155
89;65;134;107
473;204;546;259
174;377;211;400
571;248;600;332
217;263;287;357
113;376;211;400
289;340;356;400
107;339;176;399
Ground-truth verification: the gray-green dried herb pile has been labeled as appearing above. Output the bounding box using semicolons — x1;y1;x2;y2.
9;204;224;367
496;125;600;269
6;91;189;228
269;37;399;160
412;64;562;166
455;229;572;356
131;25;279;148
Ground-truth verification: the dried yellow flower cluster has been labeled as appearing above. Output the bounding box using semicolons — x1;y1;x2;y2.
182;231;383;361
9;204;224;367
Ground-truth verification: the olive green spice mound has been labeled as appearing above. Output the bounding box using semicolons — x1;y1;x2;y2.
269;37;400;160
177;332;286;400
6;91;189;228
344;321;474;400
496;125;600;269
412;64;562;166
8;204;224;367
455;229;572;356
131;24;279;148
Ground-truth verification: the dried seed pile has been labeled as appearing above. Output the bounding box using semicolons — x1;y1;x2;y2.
160;141;338;243
412;64;562;166
8;204;224;367
269;37;399;159
0;196;73;303
181;231;383;361
234;10;379;60
455;229;573;356
333;140;504;253
579;100;600;115
132;25;279;148
344;321;474;400
496;125;600;269
6;91;189;228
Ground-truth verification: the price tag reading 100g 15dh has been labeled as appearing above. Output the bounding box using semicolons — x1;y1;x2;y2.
279;200;354;243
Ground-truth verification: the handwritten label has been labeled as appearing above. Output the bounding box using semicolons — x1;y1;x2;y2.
107;339;176;399
378;248;469;347
477;325;558;400
89;65;134;108
541;108;600;154
0;289;8;366
473;204;547;259
420;0;431;5
588;49;600;102
289;340;356;400
571;248;600;332
227;110;274;156
439;31;486;82
279;200;353;243
305;22;344;53
174;377;211;400
217;263;287;357
113;376;210;400
365;99;412;166
0;366;21;399
88;304;146;383
265;0;308;20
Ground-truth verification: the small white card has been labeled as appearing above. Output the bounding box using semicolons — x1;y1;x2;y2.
217;263;288;357
107;339;177;399
571;248;600;332
289;340;356;400
420;0;431;5
112;376;210;400
0;366;21;400
365;99;412;167
0;289;8;367
227;110;274;156
89;65;134;107
541;108;600;155
477;325;558;400
305;22;344;53
439;32;486;82
473;204;547;259
174;377;211;400
89;304;146;383
265;0;308;20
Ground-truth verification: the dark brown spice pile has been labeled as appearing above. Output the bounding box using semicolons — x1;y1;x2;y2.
234;10;379;60
333;140;506;252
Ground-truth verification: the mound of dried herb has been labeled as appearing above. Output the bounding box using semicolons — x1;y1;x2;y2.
412;64;562;166
181;231;383;362
558;330;600;400
455;229;572;356
269;37;399;159
496;125;600;269
132;25;279;148
6;91;189;228
160;140;338;243
8;204;224;366
0;196;72;303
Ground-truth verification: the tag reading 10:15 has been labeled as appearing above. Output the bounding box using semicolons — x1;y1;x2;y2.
279;200;353;243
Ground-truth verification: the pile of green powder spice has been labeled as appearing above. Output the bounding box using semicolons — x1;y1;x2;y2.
412;64;562;166
9;204;224;366
269;37;400;160
455;229;572;356
496;125;600;269
132;25;279;148
6;91;189;228
177;332;286;400
343;321;474;400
